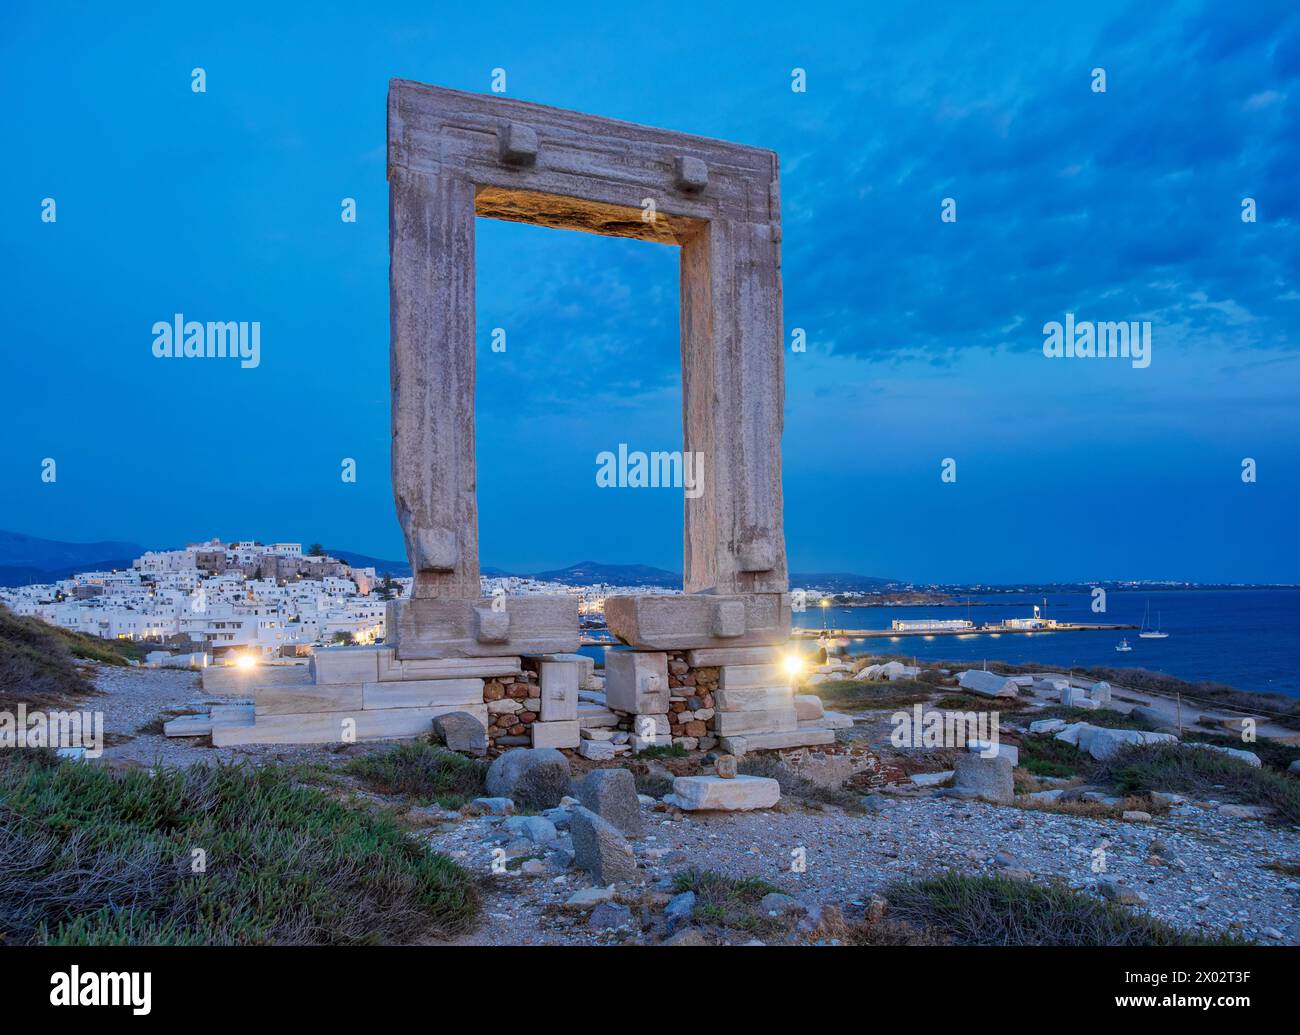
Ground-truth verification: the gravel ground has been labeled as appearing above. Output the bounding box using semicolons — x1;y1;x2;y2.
72;662;1300;946
425;790;1300;946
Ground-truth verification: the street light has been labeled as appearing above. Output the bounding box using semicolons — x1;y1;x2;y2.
820;597;830;632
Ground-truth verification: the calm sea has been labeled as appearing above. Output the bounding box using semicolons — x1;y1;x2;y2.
791;589;1300;698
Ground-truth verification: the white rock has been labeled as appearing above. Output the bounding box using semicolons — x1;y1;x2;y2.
667;775;780;811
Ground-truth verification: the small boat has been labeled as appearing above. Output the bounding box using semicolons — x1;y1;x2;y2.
1138;601;1169;639
1115;638;1132;652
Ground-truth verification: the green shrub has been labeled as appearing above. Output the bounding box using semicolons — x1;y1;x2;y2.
883;873;1243;946
344;741;487;808
0;751;478;945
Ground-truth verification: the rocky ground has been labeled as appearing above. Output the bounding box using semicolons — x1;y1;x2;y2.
75;662;1300;945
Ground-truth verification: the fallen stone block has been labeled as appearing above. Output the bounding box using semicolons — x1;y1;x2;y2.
578;768;643;837
162;713;213;737
432;710;488;756
718;729;835;754
666;774;781;811
957;670;1019;698
794;694;825;721
1055;723;1179;761
967;740;1018;766
1184;742;1261;767
570;806;639;883
578;739;616;761
1028;718;1067;734
950;754;1014;804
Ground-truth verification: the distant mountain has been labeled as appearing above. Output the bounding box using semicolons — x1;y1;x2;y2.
328;550;412;576
531;561;681;588
0;530;143;587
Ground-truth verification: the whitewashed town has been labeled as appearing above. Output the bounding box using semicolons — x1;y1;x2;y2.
0;538;670;662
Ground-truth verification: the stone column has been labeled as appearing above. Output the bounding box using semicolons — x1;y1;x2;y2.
389;164;480;599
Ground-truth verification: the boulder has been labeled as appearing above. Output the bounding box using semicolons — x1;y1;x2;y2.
665;891;696;919
465;796;514;816
950;754;1014;804
1290;759;1300;774
1184;742;1262;767
1090;681;1112;705
570;806;639;884
503;814;558;845
1029;718;1067;735
578;768;643;837
431;711;488;756
967;740;1018;766
485;747;571;809
957;670;1018;699
564;885;616;910
760;892;804;915
1054;722;1178;761
589;901;633;929
1130;705;1165;725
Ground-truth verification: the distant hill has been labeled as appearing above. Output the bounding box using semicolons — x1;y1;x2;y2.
530;561;681;587
790;571;901;592
0;530;143;587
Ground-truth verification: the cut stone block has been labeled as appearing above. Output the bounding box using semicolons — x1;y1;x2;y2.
604;594;791;651
719;729;836;754
376;650;520;681
629;714;670;737
536;652;597;689
957;670;1019;699
387;596;579;659
578;739;616;761
310;646;381;684
163;713;213;737
631;733;672;752
578;703;619;728
667;774;780;811
201;664;310;696
538;660;579;721
967;740;1019;766
530;719;581;749
212;704;488;747
604;651;669;714
718;663;784;690
474;605;510;643
256;682;363;716
685;646;779;667
804;710;853;730
362;677;483;710
714;686;795;712
794;693;825;721
713;708;797;735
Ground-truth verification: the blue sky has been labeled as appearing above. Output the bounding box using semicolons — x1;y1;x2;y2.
1;0;1297;583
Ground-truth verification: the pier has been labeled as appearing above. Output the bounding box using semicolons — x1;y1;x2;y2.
791;622;1138;640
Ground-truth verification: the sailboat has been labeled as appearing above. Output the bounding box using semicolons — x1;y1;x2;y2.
1138;600;1169;639
1115;638;1132;652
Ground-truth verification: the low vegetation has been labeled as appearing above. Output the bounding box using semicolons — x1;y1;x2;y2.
344;740;487;809
0;606;117;709
879;873;1243;946
811;678;934;711
0;750;478;945
1098;742;1300;826
671;868;783;934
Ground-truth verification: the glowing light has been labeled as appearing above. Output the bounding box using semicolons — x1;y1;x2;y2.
235;653;257;670
782;653;805;679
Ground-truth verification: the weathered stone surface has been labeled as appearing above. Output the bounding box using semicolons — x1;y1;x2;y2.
256;682;362;716
714;754;738;778
537;660;579;721
201;664;310;696
376;649;521;681
794;693;824;721
718;663;785;690
713;708;797;735
564;886;616;910
432;710;488;756
387;597;579;659
685;646;779;667
950;754;1014;804
577;739;616;761
530;719;580;749
1029;718;1067;734
212;704;488;747
310;646;380;684
578;768;643;837
484;747;570;808
605;594;791;651
1055;722;1178;761
957;670;1019;698
718;729;835;754
503;814;558;844
362;677;483;710
466;796;514;816
589;901;633;929
604;651;669;714
570;806;639;884
666;774;780;811
714;686;795;712
1184;742;1262;767
967;740;1019;766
